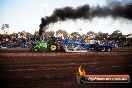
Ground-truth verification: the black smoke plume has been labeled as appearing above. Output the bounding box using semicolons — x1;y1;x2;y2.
39;0;132;35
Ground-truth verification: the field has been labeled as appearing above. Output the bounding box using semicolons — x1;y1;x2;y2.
0;48;132;88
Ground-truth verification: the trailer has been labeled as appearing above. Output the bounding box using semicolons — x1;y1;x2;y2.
64;39;113;52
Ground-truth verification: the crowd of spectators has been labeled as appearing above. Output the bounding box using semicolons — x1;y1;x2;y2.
0;34;132;48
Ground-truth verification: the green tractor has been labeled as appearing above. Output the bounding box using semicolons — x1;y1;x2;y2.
31;41;48;52
31;37;65;52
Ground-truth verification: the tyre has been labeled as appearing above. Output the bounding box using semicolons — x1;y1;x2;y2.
49;43;58;52
34;48;38;52
33;45;40;52
106;47;112;52
94;47;99;51
100;47;106;52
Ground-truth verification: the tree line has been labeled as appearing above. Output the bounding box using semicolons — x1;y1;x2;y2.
0;24;132;42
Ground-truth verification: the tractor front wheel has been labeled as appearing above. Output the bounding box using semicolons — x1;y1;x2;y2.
34;48;38;52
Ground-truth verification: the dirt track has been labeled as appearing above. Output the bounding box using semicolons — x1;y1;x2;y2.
0;48;132;88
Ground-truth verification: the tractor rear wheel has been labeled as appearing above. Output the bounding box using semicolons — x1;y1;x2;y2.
49;43;58;52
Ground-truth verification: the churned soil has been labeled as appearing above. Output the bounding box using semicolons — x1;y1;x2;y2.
0;47;132;88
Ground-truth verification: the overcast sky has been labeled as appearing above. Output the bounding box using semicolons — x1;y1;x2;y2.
0;0;132;35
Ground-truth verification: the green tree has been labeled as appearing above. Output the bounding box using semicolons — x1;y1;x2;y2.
1;24;10;34
110;30;123;40
56;29;68;38
97;31;108;39
70;32;81;41
45;31;55;38
86;31;97;38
